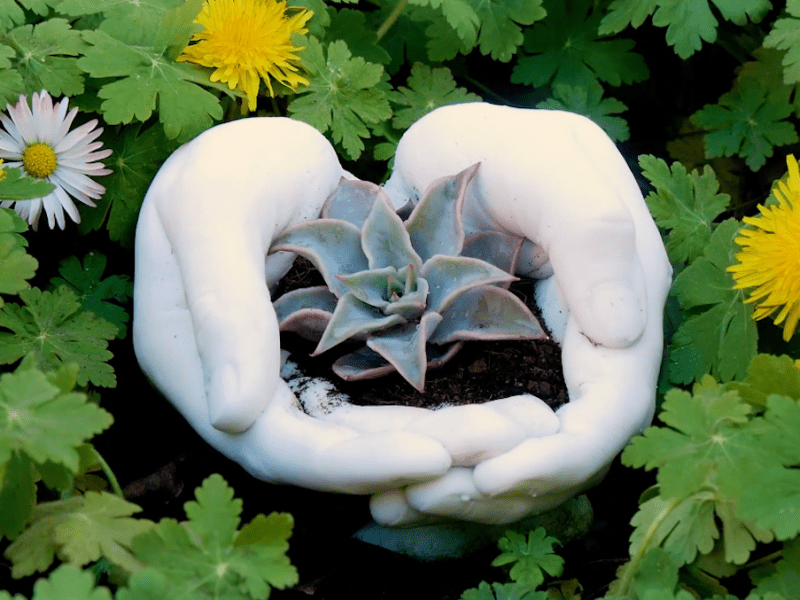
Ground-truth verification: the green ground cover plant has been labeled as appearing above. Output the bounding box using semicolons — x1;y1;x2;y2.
1;0;800;598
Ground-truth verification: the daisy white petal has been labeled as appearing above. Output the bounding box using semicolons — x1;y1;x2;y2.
0;90;112;229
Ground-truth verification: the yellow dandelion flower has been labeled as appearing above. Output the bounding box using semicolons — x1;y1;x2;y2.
178;0;312;112
727;154;800;341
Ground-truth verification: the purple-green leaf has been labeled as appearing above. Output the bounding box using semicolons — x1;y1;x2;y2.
405;163;479;262
322;178;386;228
273;286;338;342
313;293;405;355
431;287;547;344
361;195;422;271
422;255;517;313
366;312;444;392
271;220;368;297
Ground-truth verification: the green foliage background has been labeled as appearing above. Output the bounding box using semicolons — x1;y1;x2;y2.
1;0;800;598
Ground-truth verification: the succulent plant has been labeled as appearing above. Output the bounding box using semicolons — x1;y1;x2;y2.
269;163;547;392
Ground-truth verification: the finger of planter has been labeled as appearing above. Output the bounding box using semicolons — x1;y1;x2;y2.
479;395;560;438
314;400;529;466
405;405;531;466
405;467;538;524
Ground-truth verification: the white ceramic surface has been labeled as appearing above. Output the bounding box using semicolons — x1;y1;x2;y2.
133;104;672;525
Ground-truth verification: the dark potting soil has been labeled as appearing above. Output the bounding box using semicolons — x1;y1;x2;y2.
275;257;569;411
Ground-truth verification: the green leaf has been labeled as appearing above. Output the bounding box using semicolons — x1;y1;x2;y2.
78;124;176;246
623;377;762;498
28;564;113;600
122;474;298;600
739;48;800;115
691;79;799;171
623;379;780;564
0;1;25;35
764;0;800;85
423;13;473;61
390;62;481;130
0;207;36;297
750;538;800;597
491;528;563;589
471;0;546;62
638;155;730;265
78;29;224;142
628;492;719;566
409;0;479;47
288;37;391;160
736;395;800;539
0;286;119;387
50;253;133;339
727;354;800;407
324;8;390;65
536;84;629;142
460;581;549;600
512;0;648;90
0;18;87;103
4;491;153;577
0;450;36;539
0;358;112;471
0;168;55;201
599;0;771;58
668;219;758;384
598;0;659;35
59;0;185;46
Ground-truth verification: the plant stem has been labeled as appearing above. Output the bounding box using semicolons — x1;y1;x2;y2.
462;76;512;106
96;451;124;498
376;0;409;42
614;496;682;596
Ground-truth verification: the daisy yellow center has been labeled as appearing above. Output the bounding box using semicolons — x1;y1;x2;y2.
178;0;312;112
23;142;57;178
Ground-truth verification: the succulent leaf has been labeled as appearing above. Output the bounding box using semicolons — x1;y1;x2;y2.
273;163;551;392
462;231;525;277
337;266;400;309
405;163;479;262
313;293;405;355
366;312;444;392
383;277;428;320
422;255;517;313
332;346;401;381
271;220;368;298
321;178;386;227
331;338;464;382
274;286;338;341
361;195;423;271
430;287;547;345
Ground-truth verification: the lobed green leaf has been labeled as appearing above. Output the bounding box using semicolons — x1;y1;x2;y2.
638;155;730;265
288;37;391;160
4;491;152;577
390;62;481;130
0;286;119;387
513;0;648;90
0;207;36;297
668;219;758;384
537;85;629;142
691;79;798;171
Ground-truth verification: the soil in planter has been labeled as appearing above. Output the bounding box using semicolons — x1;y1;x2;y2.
274;257;568;411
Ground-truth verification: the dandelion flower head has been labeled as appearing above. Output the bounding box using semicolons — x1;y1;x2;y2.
0;90;112;230
728;154;800;341
178;0;313;112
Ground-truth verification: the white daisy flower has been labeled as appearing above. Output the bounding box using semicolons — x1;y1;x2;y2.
0;90;112;230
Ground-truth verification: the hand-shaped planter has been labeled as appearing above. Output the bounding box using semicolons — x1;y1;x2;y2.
133;103;672;526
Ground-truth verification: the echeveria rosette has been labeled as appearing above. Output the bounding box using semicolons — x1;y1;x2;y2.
270;164;547;391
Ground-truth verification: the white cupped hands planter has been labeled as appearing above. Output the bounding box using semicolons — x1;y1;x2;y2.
133;103;672;527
